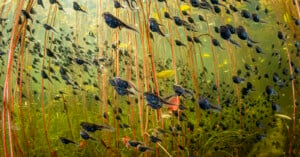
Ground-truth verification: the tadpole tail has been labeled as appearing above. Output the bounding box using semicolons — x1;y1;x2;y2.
122;23;139;33
229;39;241;48
248;37;259;44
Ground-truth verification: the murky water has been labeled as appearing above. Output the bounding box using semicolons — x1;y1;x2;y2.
0;0;299;156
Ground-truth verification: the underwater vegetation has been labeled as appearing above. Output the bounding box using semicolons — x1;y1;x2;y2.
0;0;300;156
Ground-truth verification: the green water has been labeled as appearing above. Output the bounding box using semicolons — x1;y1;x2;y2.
0;0;299;156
